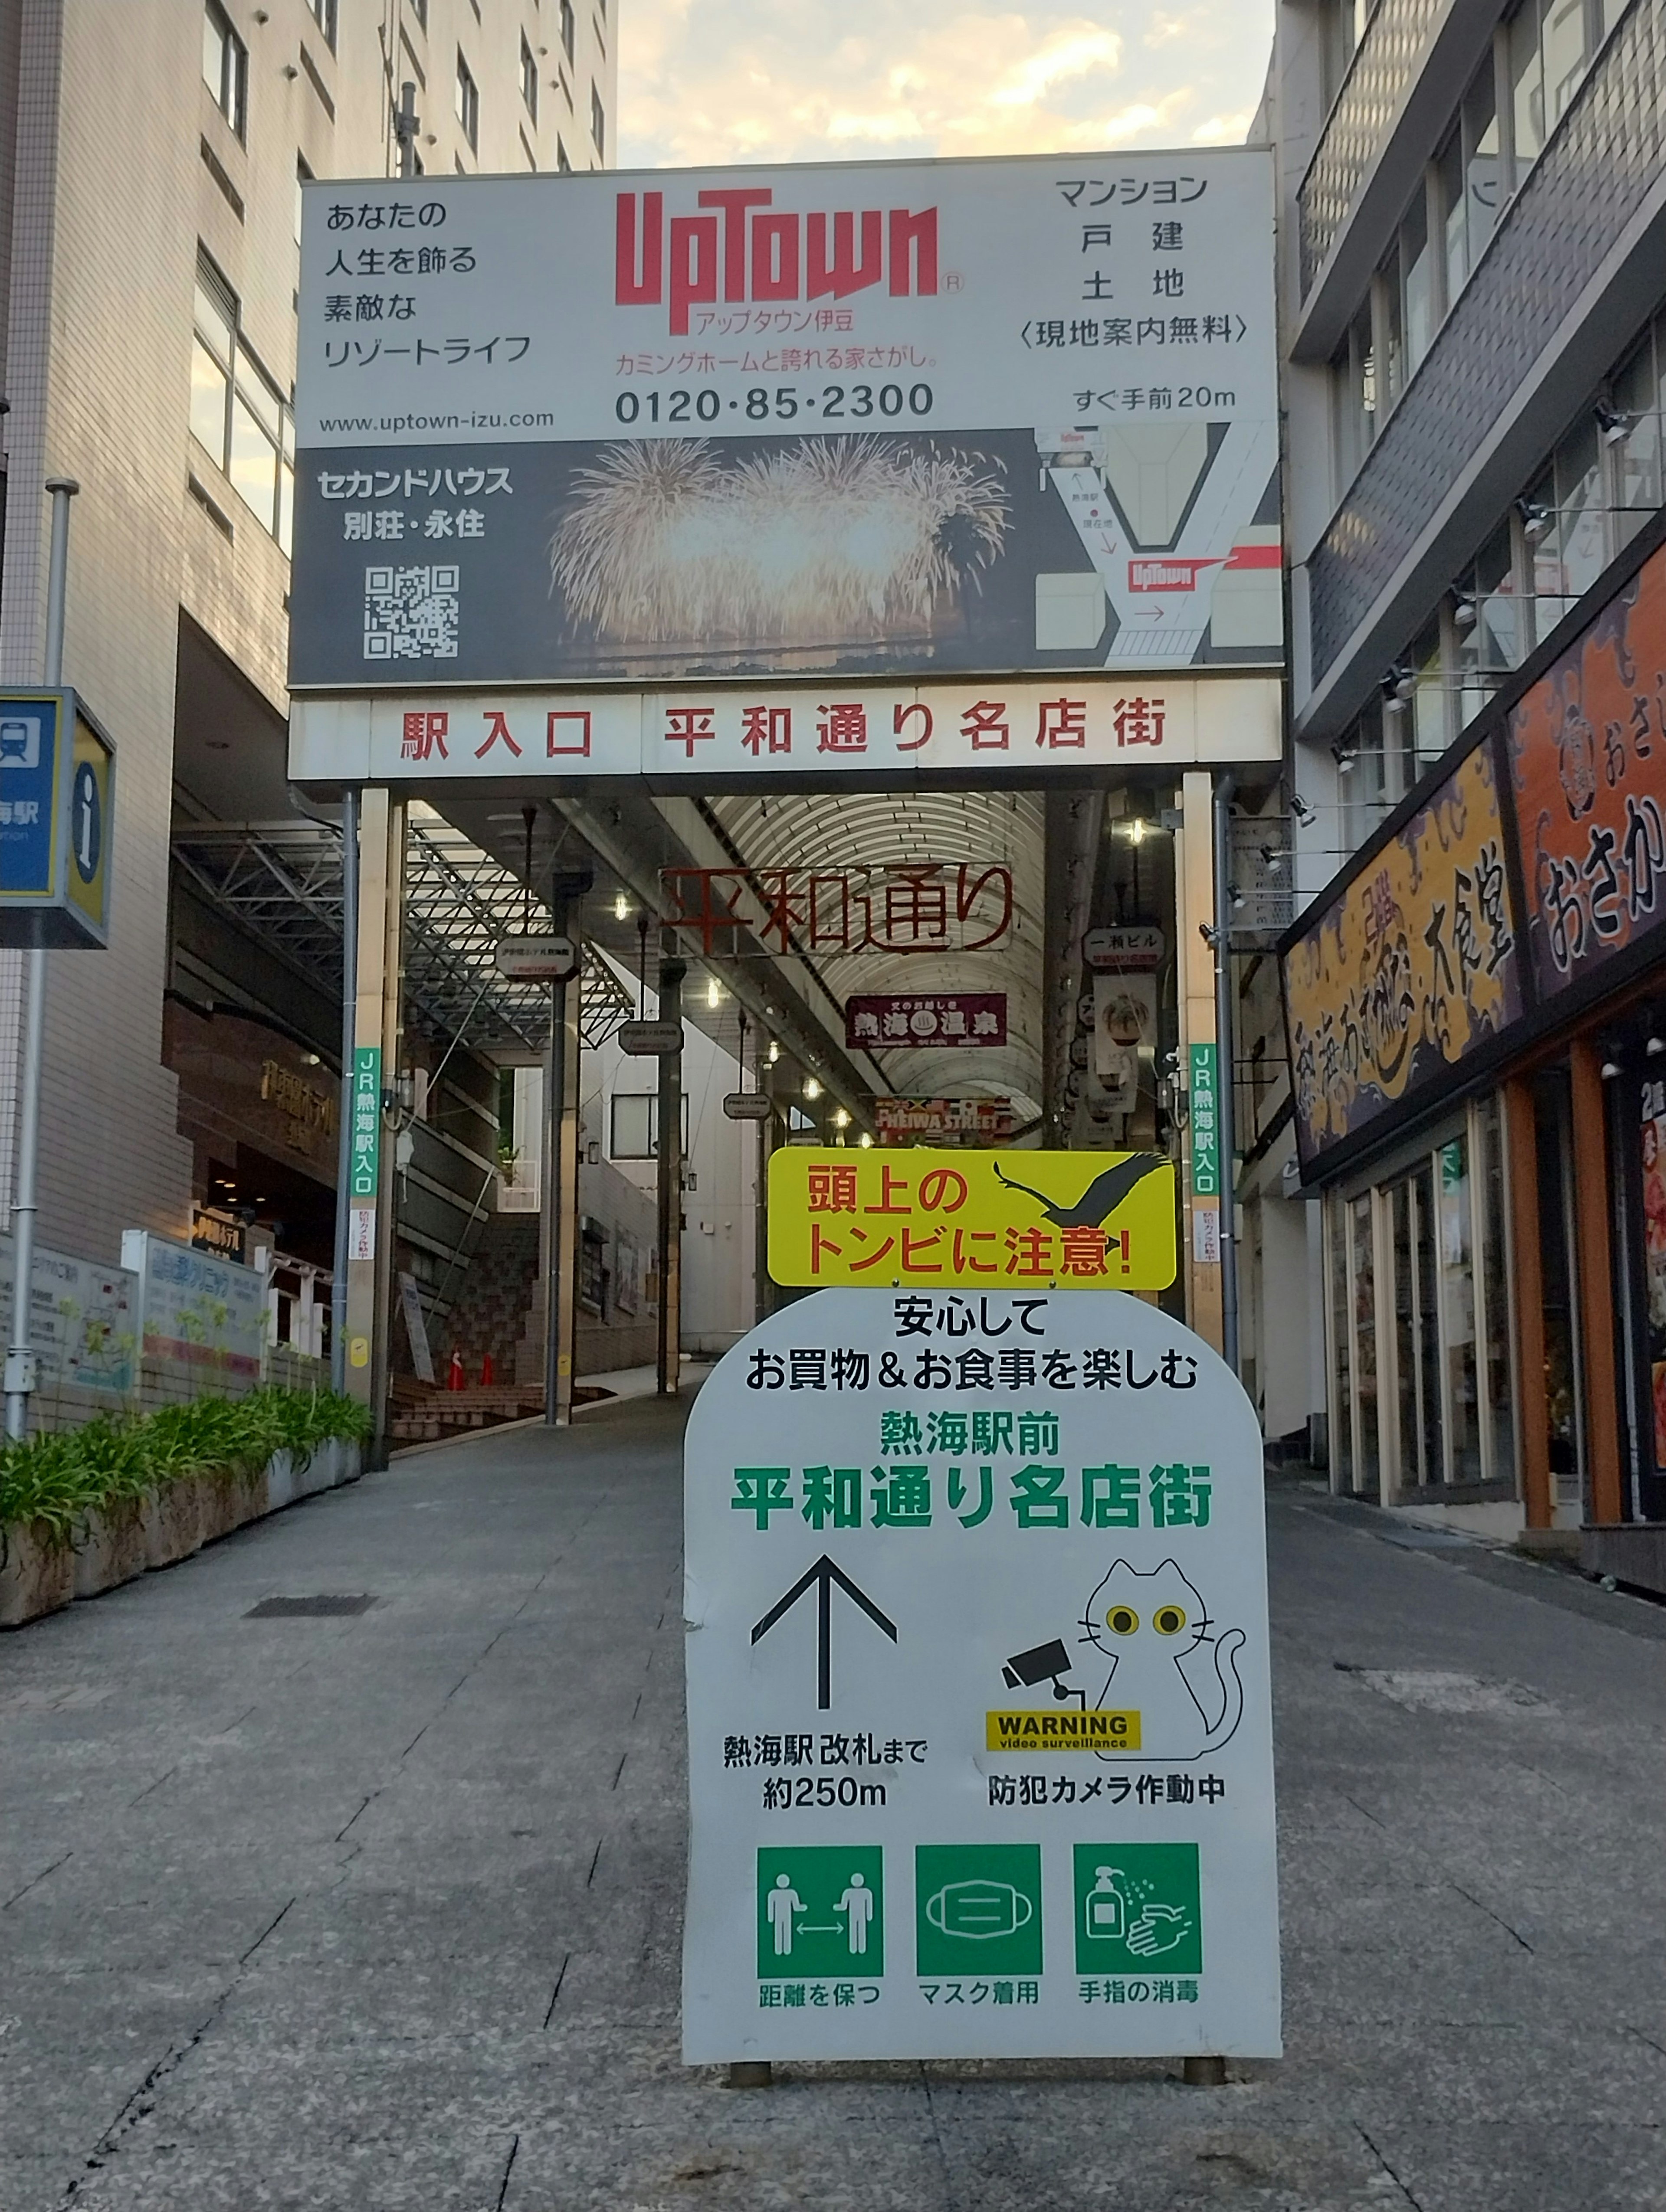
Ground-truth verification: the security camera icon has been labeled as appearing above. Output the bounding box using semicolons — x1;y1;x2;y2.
1002;1638;1076;1700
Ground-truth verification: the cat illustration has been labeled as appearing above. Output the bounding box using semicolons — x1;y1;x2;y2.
1079;1559;1245;1763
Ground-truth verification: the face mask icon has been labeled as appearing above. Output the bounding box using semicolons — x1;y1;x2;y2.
925;1879;1034;1941
0;720;39;770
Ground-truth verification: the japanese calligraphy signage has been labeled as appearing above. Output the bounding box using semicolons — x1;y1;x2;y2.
1188;1044;1220;1198
0;689;115;950
874;1099;1017;1145
768;1147;1177;1290
1508;538;1666;1000
349;1045;382;1262
286;676;1281;785
846;994;1007;1051
682;1287;1281;2062
667;864;1011;958
289;153;1277;700
1282;741;1524;1169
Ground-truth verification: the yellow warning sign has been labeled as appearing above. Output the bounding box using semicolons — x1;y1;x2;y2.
985;1709;1142;1751
767;1148;1177;1290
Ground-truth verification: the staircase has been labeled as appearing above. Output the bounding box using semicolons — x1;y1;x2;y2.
435;1211;540;1382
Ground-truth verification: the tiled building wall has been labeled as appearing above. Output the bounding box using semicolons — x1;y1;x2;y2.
0;0;615;1266
1307;0;1666;680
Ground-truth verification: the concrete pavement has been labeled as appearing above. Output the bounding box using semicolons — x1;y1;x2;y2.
1;1401;1663;2209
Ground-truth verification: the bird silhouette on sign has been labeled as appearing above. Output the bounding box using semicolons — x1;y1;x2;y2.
993;1153;1167;1230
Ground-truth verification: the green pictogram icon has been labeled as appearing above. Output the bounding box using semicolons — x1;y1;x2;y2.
757;1846;884;1979
915;1844;1043;1976
1072;1843;1202;1975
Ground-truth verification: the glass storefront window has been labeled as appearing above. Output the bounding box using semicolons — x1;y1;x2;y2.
1478;1096;1517;1489
1328;1200;1354;1491
1439;1134;1483;1482
1351;1192;1380;1494
1327;1102;1517;1502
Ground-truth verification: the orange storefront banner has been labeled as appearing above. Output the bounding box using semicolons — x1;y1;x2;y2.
1508;543;1666;998
1284;742;1525;1160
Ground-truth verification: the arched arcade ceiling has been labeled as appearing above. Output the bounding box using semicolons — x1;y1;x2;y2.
707;786;1045;1119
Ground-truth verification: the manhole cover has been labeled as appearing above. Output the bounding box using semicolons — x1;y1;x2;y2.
245;1595;378;1618
1335;1665;1548;1715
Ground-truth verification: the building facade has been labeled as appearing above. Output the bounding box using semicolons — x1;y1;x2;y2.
0;3;616;1341
1270;0;1666;1590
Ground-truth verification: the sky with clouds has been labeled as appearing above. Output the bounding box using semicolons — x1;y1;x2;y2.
617;3;1275;173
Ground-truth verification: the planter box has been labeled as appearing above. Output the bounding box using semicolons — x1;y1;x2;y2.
265;1450;297;1513
295;1440;339;1498
0;1524;75;1627
335;1438;363;1485
199;1468;268;1544
72;1502;148;1599
145;1476;205;1568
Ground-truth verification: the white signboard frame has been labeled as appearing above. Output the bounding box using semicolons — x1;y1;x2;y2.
683;1287;1280;2064
289;676;1279;785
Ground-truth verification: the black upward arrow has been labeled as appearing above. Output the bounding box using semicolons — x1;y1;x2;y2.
750;1555;898;1712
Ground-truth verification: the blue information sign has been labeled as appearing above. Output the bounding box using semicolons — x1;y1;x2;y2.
0;699;58;899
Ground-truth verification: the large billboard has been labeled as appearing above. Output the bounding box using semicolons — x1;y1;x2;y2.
290;152;1278;695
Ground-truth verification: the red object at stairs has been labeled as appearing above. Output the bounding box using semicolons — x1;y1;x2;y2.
447;1349;465;1391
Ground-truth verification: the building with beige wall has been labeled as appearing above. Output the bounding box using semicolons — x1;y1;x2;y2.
0;0;617;1270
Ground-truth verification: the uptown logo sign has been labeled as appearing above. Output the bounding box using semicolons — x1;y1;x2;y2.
616;189;941;335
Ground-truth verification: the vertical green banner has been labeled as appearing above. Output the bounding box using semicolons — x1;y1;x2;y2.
1189;1042;1220;1198
350;1046;382;1202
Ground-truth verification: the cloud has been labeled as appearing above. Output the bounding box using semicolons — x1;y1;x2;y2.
619;2;1274;170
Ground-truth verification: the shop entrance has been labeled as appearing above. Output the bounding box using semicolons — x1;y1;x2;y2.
1326;1098;1516;1505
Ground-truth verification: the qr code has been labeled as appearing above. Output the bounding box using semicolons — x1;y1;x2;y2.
363;564;459;660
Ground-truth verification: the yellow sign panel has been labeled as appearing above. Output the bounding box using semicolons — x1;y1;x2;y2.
985;1709;1141;1751
767;1148;1177;1290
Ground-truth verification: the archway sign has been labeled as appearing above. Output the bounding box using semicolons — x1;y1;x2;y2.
682;1284;1279;2064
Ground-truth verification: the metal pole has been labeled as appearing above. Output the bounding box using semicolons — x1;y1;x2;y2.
543;969;568;1425
6;478;78;1443
656;956;685;1396
1212;772;1239;1379
329;786;360;1394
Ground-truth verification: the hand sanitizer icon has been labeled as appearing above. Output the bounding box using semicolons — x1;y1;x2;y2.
1084;1865;1128;1943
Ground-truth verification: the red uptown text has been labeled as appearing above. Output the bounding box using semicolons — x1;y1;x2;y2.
616;190;940;336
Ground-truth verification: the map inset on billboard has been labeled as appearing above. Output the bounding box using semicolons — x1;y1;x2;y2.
290;153;1278;690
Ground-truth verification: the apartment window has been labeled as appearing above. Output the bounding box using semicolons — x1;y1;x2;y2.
1612;324;1664;542
202;1;247;137
306;0;337;51
1456;521;1522;724
1399;191;1433;381
610;1093;689;1160
455;51;479;148
190;254;295;553
560;0;576;62
590;85;605;159
556;137;571;173
520;33;538;118
1331;298;1376;484
294;156;311;249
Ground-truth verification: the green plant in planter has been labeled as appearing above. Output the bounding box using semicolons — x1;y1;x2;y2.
0;1386;372;1553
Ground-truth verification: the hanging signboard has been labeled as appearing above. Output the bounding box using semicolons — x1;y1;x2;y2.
349;1046;382;1261
289;677;1281;785
768;1147;1176;1290
846;994;1007;1051
1085;925;1165;972
0;689;115;949
290;152;1278;704
874;1097;1017;1145
682;1286;1280;2063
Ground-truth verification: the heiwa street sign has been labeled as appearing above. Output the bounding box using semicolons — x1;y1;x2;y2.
682;1287;1280;2063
